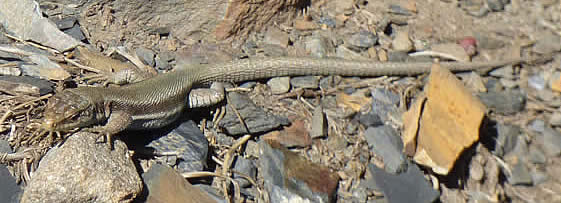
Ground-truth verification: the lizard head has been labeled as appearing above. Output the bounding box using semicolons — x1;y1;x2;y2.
41;89;101;132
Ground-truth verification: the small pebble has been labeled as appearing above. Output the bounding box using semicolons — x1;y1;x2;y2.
267;77;290;94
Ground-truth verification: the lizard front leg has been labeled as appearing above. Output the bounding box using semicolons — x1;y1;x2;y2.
86;110;133;149
188;82;226;108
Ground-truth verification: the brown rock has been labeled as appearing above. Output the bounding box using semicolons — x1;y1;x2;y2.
412;64;486;175
143;164;217;203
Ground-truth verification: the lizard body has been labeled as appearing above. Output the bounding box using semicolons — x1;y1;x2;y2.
41;56;530;138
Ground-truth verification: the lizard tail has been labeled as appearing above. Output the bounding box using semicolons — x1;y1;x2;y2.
196;56;535;83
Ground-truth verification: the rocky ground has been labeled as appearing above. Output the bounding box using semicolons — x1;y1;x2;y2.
0;0;560;202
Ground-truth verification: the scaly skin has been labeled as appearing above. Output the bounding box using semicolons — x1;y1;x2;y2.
41;56;531;139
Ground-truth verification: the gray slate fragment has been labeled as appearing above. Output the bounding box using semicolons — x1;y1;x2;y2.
267;77;290;94
493;124;522;157
54;16;76;30
233;157;257;188
63;25;86;41
369;163;439;203
478;89;526;114
0;0;82;51
528;74;546;91
364;126;407;174
345;30;378;50
305;35;330;58
20;54;70;80
371;88;402;123
0;140;20;203
148;120;208;173
358;112;383;127
0;76;54;95
528;119;545;133
290;76;320;89
0;165;21;203
22;132;142;203
136;47;156;67
310;105;326;138
219;92;288;135
540;127;561;157
528;146;547;164
508;161;533;185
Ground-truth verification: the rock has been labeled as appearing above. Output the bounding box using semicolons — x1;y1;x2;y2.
528;119;545;132
533;31;561;54
528;73;547;91
528;146;547;164
392;31;413;52
290;76;320;89
267;77;290;94
155;52;175;71
508;161;533;185
265;27;289;48
387;50;409;62
344;30;378;50
364;126;407;174
336;45;364;60
310;105;327;138
136;47;156;67
458;72;487;92
0;0;82;51
368;163;439;203
499;78;518;88
54;16;77;30
305;35;330;58
317;17;336;28
489;65;515;79
493;124;522;157
147;120;208;173
371;88;401;123
219;92;288;135
358;112;383;127
63;25;86;41
262;120;311;148
0;76;54;96
486;0;506;11
550;112;561;127
259;141;339;203
293;18;319;31
478;89;526;114
142;164;217;203
430;43;470;62
539;127;561;157
21;132;142;202
194;185;227;203
20;54;71;81
529;167;548;185
0;140;21;203
233;157;257;188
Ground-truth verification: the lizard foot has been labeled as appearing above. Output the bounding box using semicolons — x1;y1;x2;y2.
85;127;114;150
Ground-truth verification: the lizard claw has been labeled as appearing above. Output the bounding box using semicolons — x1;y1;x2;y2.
85;127;114;150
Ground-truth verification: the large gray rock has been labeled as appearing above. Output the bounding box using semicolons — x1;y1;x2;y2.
22;132;142;203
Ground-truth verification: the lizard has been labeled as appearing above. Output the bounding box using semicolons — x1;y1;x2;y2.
39;56;543;144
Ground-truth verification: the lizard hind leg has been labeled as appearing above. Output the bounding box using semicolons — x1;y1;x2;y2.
188;82;226;108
